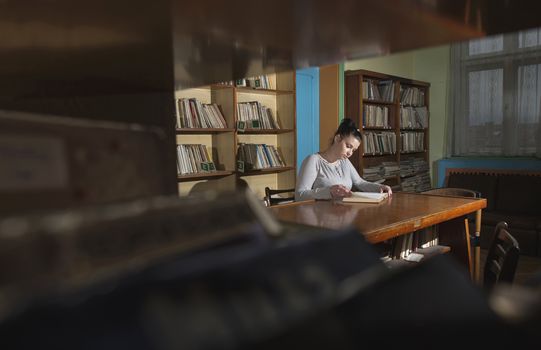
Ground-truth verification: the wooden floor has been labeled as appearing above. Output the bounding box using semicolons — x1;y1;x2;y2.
480;249;541;285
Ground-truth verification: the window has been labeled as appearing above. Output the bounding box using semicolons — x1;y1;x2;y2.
449;28;541;157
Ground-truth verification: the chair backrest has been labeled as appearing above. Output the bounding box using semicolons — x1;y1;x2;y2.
264;187;295;206
189;177;248;196
422;187;480;198
484;222;520;290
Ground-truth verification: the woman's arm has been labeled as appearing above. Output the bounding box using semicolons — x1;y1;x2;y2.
347;159;387;192
295;155;332;200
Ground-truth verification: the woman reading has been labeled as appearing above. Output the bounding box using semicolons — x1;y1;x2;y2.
295;118;392;201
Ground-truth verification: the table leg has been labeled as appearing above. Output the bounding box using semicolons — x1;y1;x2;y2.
474;209;482;283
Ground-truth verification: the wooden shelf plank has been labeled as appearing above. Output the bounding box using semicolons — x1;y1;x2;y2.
400;104;427;107
362;99;395;105
400;128;427;131
235;86;295;95
209;84;235;90
176;128;235;134
238;166;295;176
177;170;234;182
362;127;395;131
237;128;294;135
400;150;427;155
362;153;397;158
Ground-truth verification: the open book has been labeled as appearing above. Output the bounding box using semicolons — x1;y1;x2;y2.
342;191;389;203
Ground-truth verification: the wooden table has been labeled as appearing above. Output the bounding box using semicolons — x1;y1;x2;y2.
269;192;486;281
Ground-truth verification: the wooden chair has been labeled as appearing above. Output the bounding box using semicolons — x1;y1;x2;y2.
189;177;248;196
264;187;295;206
422;187;480;198
484;222;520;290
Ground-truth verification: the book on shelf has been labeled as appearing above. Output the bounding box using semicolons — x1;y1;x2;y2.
378;80;394;102
400;86;425;106
400;106;428;129
363;105;390;128
234;75;273;89
400;131;424;153
342;192;389;203
236;143;286;171
175;98;227;129
237;101;280;130
362;79;394;102
362;131;396;155
176;144;216;175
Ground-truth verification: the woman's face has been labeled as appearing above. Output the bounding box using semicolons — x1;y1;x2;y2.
334;134;360;159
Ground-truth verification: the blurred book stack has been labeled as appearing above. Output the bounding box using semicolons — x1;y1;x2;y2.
400;158;431;192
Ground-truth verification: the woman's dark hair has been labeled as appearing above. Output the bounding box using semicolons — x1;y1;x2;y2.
333;118;361;143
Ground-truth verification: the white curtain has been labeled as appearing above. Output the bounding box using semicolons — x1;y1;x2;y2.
448;29;541;158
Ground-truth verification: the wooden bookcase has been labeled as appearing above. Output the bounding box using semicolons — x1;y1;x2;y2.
176;72;296;199
345;69;430;192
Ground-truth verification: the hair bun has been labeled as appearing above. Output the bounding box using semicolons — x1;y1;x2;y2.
338;118;358;132
334;117;362;143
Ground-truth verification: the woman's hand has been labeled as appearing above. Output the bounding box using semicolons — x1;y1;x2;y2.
380;185;393;196
330;184;352;199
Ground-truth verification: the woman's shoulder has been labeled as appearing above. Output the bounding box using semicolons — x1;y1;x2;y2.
303;153;322;163
339;158;357;172
300;153;323;168
339;157;354;166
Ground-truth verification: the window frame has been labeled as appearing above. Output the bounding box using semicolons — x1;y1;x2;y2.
455;31;541;155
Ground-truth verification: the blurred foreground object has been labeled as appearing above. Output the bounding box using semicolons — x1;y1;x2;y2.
1;1;541;97
0;189;281;322
2;224;533;349
0;110;175;215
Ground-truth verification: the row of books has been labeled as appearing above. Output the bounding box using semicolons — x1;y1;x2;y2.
362;161;400;182
176;144;216;175
237;143;286;171
175;98;228;129
400;132;425;153
362;105;391;128
237;101;281;130
386;230;438;260
362;132;397;155
220;75;275;89
400;106;428;129
362;79;394;102
400;86;426;106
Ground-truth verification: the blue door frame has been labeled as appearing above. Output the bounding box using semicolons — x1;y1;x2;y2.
296;68;319;170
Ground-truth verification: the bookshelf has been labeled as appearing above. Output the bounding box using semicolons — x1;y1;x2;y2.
176;72;296;199
345;69;431;192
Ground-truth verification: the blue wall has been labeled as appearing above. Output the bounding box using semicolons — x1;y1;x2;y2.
296;68;320;170
437;157;541;187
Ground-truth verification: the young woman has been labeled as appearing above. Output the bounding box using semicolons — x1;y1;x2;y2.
295;118;392;201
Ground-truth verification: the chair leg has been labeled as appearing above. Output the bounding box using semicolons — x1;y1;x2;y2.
464;218;473;280
474;209;482;283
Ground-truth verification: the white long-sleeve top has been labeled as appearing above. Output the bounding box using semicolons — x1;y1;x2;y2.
295;153;383;201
